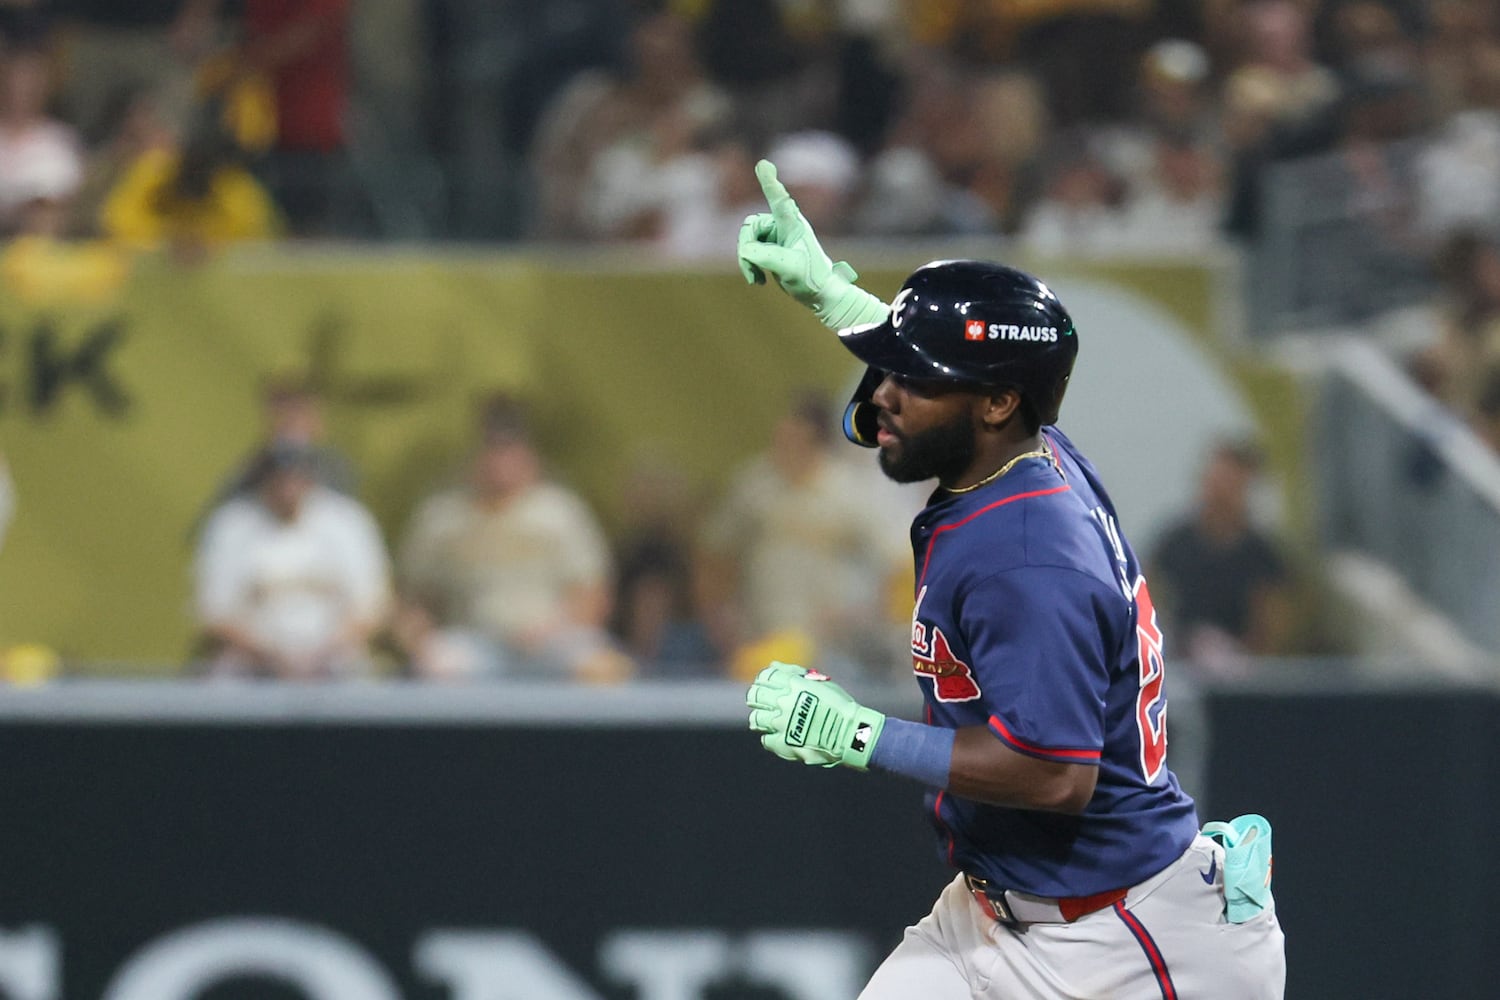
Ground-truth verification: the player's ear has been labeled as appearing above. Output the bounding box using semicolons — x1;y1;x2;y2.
978;389;1023;431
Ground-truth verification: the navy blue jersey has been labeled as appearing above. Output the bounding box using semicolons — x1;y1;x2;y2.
907;428;1199;897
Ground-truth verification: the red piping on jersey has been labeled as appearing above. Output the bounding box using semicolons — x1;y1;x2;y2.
932;790;956;867
989;715;1103;762
916;485;1073;589
1114;901;1179;1000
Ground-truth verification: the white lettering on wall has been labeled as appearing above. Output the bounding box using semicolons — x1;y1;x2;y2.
599;931;729;1000
415;930;603;1000
0;926;59;1000
741;931;870;1000
6;920;874;999
101;918;401;1000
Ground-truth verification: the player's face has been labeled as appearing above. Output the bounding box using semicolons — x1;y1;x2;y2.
870;374;978;484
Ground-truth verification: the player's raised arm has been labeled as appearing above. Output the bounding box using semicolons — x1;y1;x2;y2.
736;159;890;331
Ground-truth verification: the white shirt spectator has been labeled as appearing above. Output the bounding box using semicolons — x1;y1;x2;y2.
1114;186;1225;254
1020;200;1129;256
1417;109;1500;238
0;120;82;229
196;485;390;676
399;481;611;651
701;448;909;674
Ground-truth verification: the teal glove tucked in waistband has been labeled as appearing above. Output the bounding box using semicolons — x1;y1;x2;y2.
1202;814;1275;924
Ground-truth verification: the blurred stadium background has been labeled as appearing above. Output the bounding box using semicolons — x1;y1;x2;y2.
1;0;1498;997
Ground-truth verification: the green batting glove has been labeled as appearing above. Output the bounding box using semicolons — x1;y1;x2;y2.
737;160;890;331
745;661;886;770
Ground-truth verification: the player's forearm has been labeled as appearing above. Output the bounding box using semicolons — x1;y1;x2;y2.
816;285;889;331
872;719;1095;813
949;727;1097;813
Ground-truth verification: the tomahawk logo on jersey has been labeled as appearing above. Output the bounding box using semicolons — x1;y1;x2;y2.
906;428;1199;898
911;585;982;702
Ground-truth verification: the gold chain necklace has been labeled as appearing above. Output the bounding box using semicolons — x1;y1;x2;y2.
942;442;1053;495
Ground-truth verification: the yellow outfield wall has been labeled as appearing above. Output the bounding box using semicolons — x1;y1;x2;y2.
0;247;1280;665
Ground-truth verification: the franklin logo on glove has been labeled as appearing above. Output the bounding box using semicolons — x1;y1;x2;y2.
786;691;818;747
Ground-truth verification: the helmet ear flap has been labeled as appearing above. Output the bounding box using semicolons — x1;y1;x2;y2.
842;367;886;447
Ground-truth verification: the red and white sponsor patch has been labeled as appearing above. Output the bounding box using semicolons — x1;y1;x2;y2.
964;319;987;342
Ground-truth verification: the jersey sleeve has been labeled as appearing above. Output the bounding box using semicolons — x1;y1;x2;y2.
958;566;1119;765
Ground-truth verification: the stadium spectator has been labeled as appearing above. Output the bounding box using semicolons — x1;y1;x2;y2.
858;64;1048;237
67;85;176;237
218;0;352;236
389;590;505;682
608;456;716;677
98;95;277;258
397;394;630;683
1114;129;1226;253
1416;229;1500;413
1224;0;1340;135
0;35;133;304
1018;131;1128;254
655;126;763;260
210;374;357;504
1221;0;1344;240
1263;63;1431;320
1149;440;1296;674
1096;39;1219;195
939;70;1049;236
528;9;729;241
0;39;82;236
697;391;909;679
189;373;357;540
0;175;130;305
759;130;860;235
1417;43;1500;238
194;440;391;680
852;57;968;237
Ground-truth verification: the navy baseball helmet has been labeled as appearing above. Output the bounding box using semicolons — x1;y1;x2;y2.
838;260;1079;447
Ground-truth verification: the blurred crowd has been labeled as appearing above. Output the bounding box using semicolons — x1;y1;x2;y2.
179;381;919;683
0;1;1494;249
3;0;1495;681
161;379;1300;685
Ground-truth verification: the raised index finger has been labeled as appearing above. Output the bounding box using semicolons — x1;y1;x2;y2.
755;159;798;224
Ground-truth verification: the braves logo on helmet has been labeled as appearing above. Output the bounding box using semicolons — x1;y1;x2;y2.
889;286;915;330
910;586;981;702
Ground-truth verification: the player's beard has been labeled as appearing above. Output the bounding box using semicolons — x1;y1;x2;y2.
878;411;976;485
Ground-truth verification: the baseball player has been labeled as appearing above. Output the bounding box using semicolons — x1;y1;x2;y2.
738;160;1285;999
